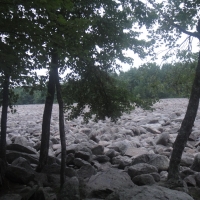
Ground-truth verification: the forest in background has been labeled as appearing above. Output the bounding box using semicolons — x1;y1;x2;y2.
15;58;197;105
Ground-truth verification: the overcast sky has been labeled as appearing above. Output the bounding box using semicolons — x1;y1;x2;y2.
36;27;200;76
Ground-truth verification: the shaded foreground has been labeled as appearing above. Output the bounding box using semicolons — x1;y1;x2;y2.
0;99;200;199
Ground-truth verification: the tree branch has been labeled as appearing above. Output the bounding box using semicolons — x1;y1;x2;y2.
148;0;200;40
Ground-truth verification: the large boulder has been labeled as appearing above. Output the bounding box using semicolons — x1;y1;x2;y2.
132;174;156;186
77;164;96;179
6;150;39;164
124;147;149;158
85;168;134;199
105;185;194;200
58;177;80;200
91;145;104;155
107;140;138;155
6;165;35;184
5;157;35;184
155;132;170;146
0;194;22;200
94;155;110;163
181;154;194;167
128;163;158;179
132;154;169;172
191;153;200;172
13;136;29;146
6;144;37;155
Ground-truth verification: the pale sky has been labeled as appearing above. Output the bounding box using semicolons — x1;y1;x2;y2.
36;27;200;76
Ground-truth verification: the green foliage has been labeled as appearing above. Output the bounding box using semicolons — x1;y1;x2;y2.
63;68;135;123
117;60;196;100
13;87;47;105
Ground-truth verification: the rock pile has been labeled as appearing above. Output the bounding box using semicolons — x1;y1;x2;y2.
1;99;200;199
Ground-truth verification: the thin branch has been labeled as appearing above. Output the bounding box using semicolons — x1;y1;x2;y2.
148;0;200;39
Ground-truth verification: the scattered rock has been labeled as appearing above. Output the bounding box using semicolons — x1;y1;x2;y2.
77;164;96;179
105;185;194;200
58;177;80;200
85;168;134;198
3;100;200;200
156;132;170;146
128;163;158;179
191;153;200;172
132;154;169;172
132;174;156;186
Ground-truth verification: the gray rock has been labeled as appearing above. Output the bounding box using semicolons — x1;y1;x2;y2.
155;132;169;146
52;143;61;151
91;145;104;155
66;167;78;178
0;194;22;200
94;155;110;163
47;155;61;165
80;128;91;135
105;149;118;159
6;165;35;184
11;157;34;174
58;177;80;200
124;147;149;158
144;126;161;134
75;151;92;162
6;150;39;164
184;175;196;187
107;140;137;155
195;173;200;187
188;187;200;200
66;153;75;165
85;168;134;198
191;153;200;172
181;154;194;167
92;161;112;172
66;144;81;154
160;171;168;181
118;156;133;169
105;185;194;200
111;155;128;165
155;145;172;157
27;186;47;200
51;137;60;144
77;164;96;179
180;168;196;179
42;163;61;174
128;163;158;179
6;144;37;154
132;174;156;185
74;158;91;168
13;136;29;146
132;154;169;172
150;172;160;182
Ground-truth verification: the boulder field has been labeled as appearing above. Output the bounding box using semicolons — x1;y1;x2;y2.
1;98;200;199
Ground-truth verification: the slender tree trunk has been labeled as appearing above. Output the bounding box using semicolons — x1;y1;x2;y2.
0;74;10;183
168;51;200;181
36;55;56;172
55;67;66;187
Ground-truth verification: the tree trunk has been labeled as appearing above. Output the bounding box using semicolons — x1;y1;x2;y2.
55;67;66;187
36;55;56;172
168;51;200;181
0;74;10;183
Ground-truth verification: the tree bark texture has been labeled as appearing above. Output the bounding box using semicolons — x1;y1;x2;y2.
168;51;200;180
0;75;10;183
55;67;66;187
36;54;56;172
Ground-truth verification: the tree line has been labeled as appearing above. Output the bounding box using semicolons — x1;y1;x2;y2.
116;57;197;100
14;58;197;106
0;0;200;191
